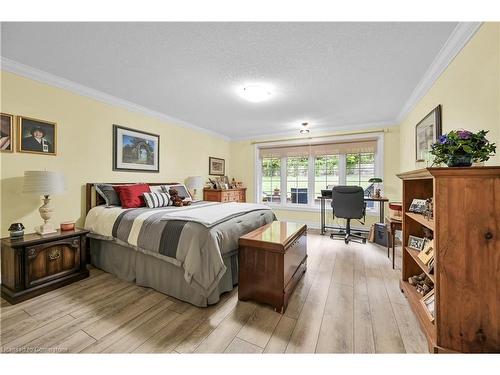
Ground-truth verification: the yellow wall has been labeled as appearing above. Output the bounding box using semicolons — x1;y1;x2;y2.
399;22;500;172
0;71;230;237
230;127;401;227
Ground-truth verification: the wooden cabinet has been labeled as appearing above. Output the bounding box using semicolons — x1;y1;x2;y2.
238;222;307;313
1;229;89;304
398;167;500;353
203;188;246;203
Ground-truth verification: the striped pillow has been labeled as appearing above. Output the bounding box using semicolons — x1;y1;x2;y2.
143;192;172;208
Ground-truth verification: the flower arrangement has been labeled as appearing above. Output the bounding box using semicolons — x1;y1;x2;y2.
430;129;496;167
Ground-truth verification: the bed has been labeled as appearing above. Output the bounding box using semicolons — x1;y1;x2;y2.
84;182;275;307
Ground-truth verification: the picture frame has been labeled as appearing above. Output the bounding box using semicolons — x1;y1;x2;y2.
408;235;426;251
113;125;160;172
209;156;225;176
409;198;427;214
0;113;14;153
415;105;442;162
420;289;435;322
417;239;434;265
17;116;57;156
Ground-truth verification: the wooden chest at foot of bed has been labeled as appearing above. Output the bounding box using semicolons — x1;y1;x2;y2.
238;221;307;313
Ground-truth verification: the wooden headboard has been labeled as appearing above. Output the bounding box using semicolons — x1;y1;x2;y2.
85;182;180;215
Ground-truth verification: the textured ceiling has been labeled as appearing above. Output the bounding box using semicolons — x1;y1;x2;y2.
1;22;458;139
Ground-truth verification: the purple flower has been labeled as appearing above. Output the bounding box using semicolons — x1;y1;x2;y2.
457;130;472;140
439;135;448;144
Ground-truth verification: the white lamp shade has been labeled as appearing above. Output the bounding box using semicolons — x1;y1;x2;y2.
185;176;203;190
23;171;66;195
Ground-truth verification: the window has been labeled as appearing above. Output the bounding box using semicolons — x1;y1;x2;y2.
257;135;382;212
262;157;281;203
286;156;309;204
314;154;340;205
346;153;375;190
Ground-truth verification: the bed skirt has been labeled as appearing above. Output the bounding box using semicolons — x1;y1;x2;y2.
89;238;238;307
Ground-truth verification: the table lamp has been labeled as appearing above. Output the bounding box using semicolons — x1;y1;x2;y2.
185;176;203;199
23;171;66;235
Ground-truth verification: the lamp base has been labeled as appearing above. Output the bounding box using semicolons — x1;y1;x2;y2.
36;223;57;235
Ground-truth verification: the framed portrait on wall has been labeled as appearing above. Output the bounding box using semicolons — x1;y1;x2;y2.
0;113;14;153
209;156;225;176
113;125;160;172
415;105;442;162
17;116;57;155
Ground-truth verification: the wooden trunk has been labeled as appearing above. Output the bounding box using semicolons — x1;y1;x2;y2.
238;221;307;313
398;167;500;353
203;188;246;203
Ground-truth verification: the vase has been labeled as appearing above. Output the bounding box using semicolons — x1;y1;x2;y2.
446;154;472;167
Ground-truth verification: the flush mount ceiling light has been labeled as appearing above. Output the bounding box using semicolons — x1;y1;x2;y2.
239;85;273;103
299;122;310;135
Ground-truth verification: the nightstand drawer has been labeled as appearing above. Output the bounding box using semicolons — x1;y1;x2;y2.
25;236;81;288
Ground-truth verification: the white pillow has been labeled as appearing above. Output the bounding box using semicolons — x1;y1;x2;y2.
149;185;166;194
162;184;192;201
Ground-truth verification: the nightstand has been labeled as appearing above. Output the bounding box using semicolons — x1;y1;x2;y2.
1;228;89;304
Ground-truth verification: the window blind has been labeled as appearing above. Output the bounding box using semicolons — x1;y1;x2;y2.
259;139;377;159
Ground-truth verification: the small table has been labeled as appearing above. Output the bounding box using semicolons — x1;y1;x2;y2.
1;228;89;304
385;216;402;269
318;196;389;235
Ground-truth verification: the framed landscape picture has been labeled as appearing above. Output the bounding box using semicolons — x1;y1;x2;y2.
415;105;442;162
113;125;159;172
209;156;225;176
0;113;14;153
17;116;57;155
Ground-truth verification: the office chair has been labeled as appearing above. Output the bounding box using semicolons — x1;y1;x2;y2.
330;185;367;244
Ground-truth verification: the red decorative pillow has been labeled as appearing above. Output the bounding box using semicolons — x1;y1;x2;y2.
113;184;151;208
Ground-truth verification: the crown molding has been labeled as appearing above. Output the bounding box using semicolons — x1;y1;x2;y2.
0;57;231;141
230;119;397;142
396;22;482;123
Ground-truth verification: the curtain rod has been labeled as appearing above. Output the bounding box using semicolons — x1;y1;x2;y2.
250;128;388;145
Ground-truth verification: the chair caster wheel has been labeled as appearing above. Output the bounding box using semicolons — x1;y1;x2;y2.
344;239;349;245
362;238;367;244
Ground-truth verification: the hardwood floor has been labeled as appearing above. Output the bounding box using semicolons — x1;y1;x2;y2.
0;231;428;353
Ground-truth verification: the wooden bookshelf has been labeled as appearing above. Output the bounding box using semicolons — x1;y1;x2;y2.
398;167;500;353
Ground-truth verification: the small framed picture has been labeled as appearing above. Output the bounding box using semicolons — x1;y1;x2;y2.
409;198;427;214
408;235;426;251
0;113;14;152
209;157;225;176
417;239;434;265
113;125;159;172
17;116;57;155
420;289;435;322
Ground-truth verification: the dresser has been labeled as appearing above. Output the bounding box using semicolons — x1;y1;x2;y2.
203;187;246;203
1;228;89;304
238;221;307;313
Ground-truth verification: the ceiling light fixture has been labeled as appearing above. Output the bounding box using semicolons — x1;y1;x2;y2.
300;122;310;135
239;85;273;103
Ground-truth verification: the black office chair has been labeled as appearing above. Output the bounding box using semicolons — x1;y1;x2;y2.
330;186;367;244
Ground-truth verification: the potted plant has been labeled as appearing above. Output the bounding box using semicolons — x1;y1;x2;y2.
430;129;496;167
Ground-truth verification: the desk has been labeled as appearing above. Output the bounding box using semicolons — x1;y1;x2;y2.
318;196;389;235
385;216;402;269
